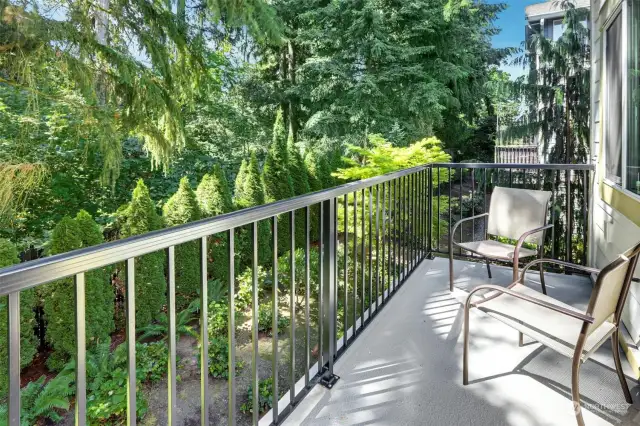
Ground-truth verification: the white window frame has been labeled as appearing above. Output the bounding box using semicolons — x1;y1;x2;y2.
602;0;640;201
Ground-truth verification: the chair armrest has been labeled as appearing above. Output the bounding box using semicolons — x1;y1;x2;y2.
465;284;595;324
450;213;489;245
520;259;601;282
513;224;554;259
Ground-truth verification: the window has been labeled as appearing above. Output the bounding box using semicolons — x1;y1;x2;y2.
604;0;640;195
605;13;623;185
627;0;640;194
553;19;566;41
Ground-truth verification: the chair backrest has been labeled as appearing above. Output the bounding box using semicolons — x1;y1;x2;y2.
587;241;640;332
487;187;552;245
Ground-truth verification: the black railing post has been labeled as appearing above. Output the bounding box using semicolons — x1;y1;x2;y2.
320;198;339;388
427;166;433;258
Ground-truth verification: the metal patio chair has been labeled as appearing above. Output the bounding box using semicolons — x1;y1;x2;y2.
449;186;553;292
463;241;640;426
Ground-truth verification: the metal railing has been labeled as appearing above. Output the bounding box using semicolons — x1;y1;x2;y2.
0;165;432;426
429;163;595;269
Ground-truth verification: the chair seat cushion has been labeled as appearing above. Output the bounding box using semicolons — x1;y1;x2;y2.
472;284;615;360
458;240;538;260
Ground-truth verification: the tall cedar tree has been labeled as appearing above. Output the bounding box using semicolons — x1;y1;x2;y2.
235;152;272;268
287;132;310;247
120;179;167;327
42;211;114;370
0;239;37;394
163;177;202;308
263;109;294;254
196;165;234;281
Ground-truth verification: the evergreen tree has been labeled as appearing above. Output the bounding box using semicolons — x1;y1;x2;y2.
287;132;310;246
234;153;271;268
43;213;114;370
163;177;202;308
263;109;294;254
196;166;234;281
196;164;234;217
0;239;37;395
233;159;249;208
119;179;167;328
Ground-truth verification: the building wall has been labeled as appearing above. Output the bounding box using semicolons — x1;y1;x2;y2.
590;0;640;347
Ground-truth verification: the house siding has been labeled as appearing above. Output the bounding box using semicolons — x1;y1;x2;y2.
590;0;640;349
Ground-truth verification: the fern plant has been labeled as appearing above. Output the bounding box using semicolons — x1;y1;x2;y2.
137;298;200;341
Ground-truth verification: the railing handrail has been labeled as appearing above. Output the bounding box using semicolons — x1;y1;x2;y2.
431;163;595;170
0;164;430;296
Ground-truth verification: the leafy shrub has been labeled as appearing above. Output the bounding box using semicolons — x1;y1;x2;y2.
42;212;115;370
257;301;290;335
83;343;148;423
138;298;199;341
133;342;170;383
208;301;231;337
240;378;273;415
0;366;75;426
118;179;167;328
234;266;269;311
207;337;243;378
163;177;202;309
0;239;38;395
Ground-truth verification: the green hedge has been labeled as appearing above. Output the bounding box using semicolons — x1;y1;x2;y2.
0;239;38;395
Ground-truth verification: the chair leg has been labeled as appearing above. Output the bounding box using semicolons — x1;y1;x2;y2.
612;329;633;403
518;332;524;347
571;356;585;426
538;250;547;294
485;259;492;279
449;240;454;292
463;304;470;385
512;257;519;283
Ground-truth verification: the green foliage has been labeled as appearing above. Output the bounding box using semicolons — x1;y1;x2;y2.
257;301;290;335
137;299;199;341
240;377;274;415
119;179;167;327
207;336;244;379
196;165;234;217
0;368;75;426
197;166;234;281
235;152;266;209
163;177;202;308
42;213;114;369
0;239;37;396
263;109;294;203
305;150;334;191
83;343;148;423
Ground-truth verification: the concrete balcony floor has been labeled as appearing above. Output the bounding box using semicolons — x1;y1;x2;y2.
284;257;640;426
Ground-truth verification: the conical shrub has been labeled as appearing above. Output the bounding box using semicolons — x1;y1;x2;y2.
163;177;202;309
119;179;166;328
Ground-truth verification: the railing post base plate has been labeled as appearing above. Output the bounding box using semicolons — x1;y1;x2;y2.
320;370;340;389
427;252;436;260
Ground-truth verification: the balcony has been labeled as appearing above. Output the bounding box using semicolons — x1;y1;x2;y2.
1;162;637;426
282;258;640;426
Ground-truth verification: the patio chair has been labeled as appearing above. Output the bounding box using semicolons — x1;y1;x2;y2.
462;241;640;426
449;186;553;292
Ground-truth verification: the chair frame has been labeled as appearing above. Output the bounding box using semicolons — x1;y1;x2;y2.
462;242;640;426
449;211;553;292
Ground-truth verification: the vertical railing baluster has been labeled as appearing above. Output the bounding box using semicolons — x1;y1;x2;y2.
228;229;236;426
402;176;406;280
375;184;380;311
583;170;589;265
125;258;137;426
252;222;259;425
368;186;373;319
8;292;20;426
271;217;279;423
448;167;452;259
566;170;573;265
75;273;86;425
305;207;311;386
483;168;488;241
471;169;475;246
382;182;387;304
200;237;209;426
551;171;557;261
360;189;365;322
352;192;357;335
436;167;440;253
318;206;324;365
393;179;398;291
409;174;413;269
458;168;463;256
289;211;296;403
167;246;177;426
343;195;348;347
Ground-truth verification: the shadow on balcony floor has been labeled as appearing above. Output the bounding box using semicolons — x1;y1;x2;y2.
283;257;640;426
